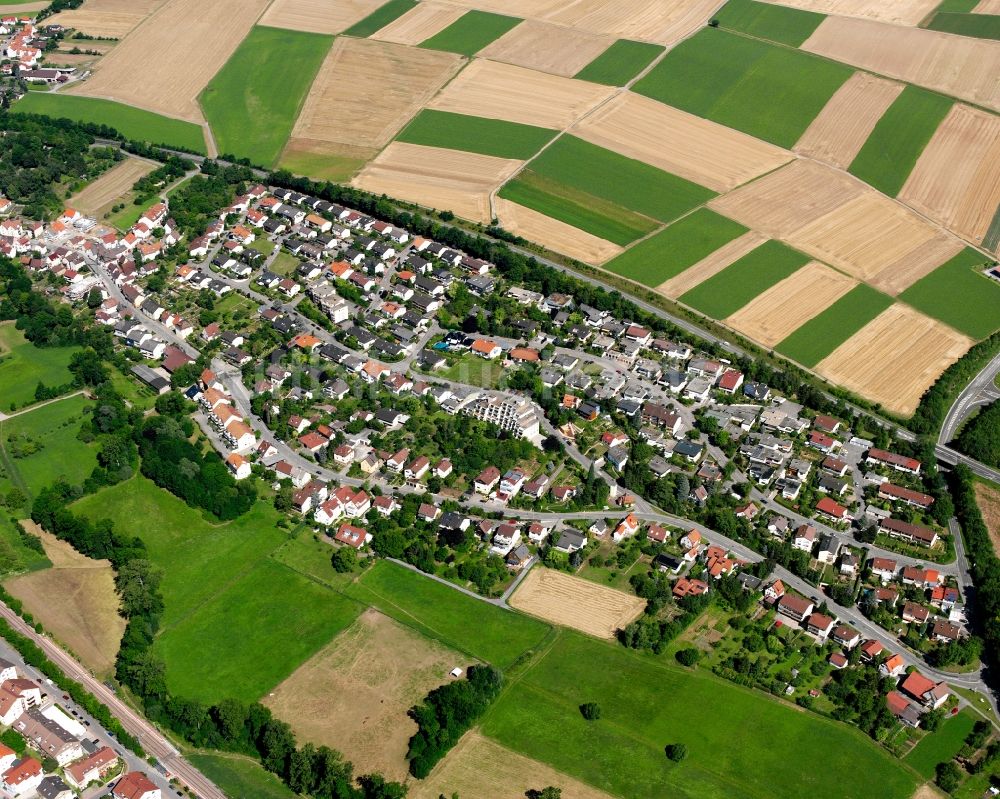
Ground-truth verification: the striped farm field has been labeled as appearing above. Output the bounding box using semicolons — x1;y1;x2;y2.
715;0;825;46
396;109;555;159
603;208;748;287
419;10;521;55
899;248;1000;339
260;0;386;35
344;0;418;36
574;39;665;85
479;20;614;77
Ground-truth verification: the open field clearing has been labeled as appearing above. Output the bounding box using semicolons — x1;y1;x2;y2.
725;261;858;347
479;19;612;76
709;159;963;295
429;58;613;129
66;156;155;217
396;109;555;159
899;248;1000;339
716;0;825;46
509;567;645;639
635;27;852;147
200;26;332;167
420;10;521;55
0;323;79;411
371;0;466;44
265;609;467;780
494;198;624;264
574;91;792;192
259;0;385;34
343;560;551;668
411;731;616;799
481;632;917;799
848;85;954;197
605;208;748;287
794;72;904;169
289;37;461;160
353;142;521;223
574;39;664;85
5;526;124;675
973;481;1000;556
656;231;767;297
899;104;1000;246
776;283;894;366
188;754;297;799
48;0;165;38
802;17;1000;112
13;93;206;153
69;0;270;124
754;0;938;24
816;304;972;415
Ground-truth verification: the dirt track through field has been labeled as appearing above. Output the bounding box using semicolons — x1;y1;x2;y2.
899;104;1000;246
354;143;522;223
816;303;972;415
756;0;938;25
802;16;1000;112
794;72;904;169
509;566;645;639
69;0;270;123
494;197;624;264
479;20;613;77
67;157;155;216
370;1;467;44
656;231;768;298
48;0;166;38
725;261;858;347
260;0;385;34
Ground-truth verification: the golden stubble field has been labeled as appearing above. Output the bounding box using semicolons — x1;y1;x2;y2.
494;197;624;264
755;0;938;25
67;157;156;217
260;0;385;35
479;20;613;77
48;0;167;38
370;1;467;44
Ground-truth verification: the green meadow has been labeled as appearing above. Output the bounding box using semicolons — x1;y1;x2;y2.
396;109;555;159
344;0;417;37
574;39;665;85
899;248;1000;339
903;708;976;778
0;324;79;411
715;0;826;46
420;10;521;55
927;11;1000;39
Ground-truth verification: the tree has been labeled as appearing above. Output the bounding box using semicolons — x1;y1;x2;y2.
331;547;358;573
665;743;687;762
923;708;945;732
526;788;562;799
579;702;601;721
676;648;700;667
935;761;962;793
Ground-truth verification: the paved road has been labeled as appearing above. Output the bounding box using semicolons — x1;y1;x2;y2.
940;351;1000;443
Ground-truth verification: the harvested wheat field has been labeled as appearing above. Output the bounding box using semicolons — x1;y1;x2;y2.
479;20;613;77
710;159;963;294
795;72;904;169
574;92;792;193
657;231;768;298
264;609;468;781
726;261;858;347
974;0;1000;12
0;1;46;13
547;0;723;44
410;731;615;799
48;0;166;38
816;304;972;415
370;1;467;45
509;566;645;639
70;0;269;123
290;38;462;157
803;17;1000;112
67;157;156;217
429;58;613;129
260;0;384;34
494;197;624;264
354;142;521;223
44;52;102;68
974;481;1000;557
899;104;1000;246
4;525;125;675
759;0;938;25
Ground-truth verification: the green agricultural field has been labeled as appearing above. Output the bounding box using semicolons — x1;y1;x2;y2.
200;26;332;167
679;240;809;319
927;12;1000;39
343;560;550;668
188;753;298;799
904;708;976;778
899;248;1000;339
634;28;852;147
603;208;748;287
482;632;917;799
715;0;825;46
13;93;206;154
776;284;893;367
848;86;953;197
344;0;417;37
396;110;555;159
420;10;521;55
574;39;664;85
0;324;79;411
983;205;1000;253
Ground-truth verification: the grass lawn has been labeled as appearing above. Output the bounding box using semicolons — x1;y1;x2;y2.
200;26;332;168
189;752;298;799
633;27;852;147
0;516;50;576
106;200;149;232
396;109;555;159
107;366;157;412
420;10;522;55
344;0;417;37
277;147;365;183
603;208;748;287
899;248;1000;340
434;354;506;388
903;708;976;778
927;11;1000;39
342;560;551;668
776;284;893;366
848;85;953;197
574;39;665;85
0;324;79;411
270;251;301;276
482;632;917;799
679;240;809;319
13;93;206;154
270;533;357;592
715;0;826;46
